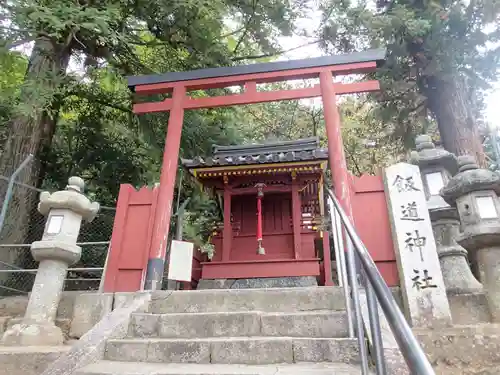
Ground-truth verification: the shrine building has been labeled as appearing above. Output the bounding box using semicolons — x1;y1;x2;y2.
181;137;333;287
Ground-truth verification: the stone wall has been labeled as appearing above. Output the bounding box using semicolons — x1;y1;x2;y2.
389;287;491;325
416;324;500;374
0;291;93;341
0;347;69;375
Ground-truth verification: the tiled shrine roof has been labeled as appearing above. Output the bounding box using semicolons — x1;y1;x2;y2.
181;137;328;169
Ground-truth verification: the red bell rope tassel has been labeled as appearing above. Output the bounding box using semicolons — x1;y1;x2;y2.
255;183;265;255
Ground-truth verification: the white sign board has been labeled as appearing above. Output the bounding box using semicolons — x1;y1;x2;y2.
384;163;451;327
167;240;194;282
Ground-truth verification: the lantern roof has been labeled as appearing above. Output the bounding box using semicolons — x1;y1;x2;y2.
441;155;500;204
181;137;328;169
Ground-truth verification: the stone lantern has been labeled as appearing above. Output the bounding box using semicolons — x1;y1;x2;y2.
441;156;500;320
2;177;100;346
410;135;458;199
410;135;482;294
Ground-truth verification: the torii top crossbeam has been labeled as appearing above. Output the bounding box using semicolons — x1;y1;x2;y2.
126;48;386;290
128;49;385;113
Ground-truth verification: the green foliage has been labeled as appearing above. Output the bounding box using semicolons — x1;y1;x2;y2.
340;97;404;174
0;0;301;188
0;0;307;258
181;187;223;249
0;51;27;145
483;131;500;170
234;86;402;175
318;0;500;156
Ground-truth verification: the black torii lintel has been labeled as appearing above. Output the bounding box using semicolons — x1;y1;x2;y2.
127;48;386;90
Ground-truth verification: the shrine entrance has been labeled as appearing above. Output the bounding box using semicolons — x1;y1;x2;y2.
102;49;396;292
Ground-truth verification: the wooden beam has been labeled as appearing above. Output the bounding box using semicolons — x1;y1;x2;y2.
201;259;321;279
231;185;292;195
184;86;320;110
133;99;173;114
133;80;380;114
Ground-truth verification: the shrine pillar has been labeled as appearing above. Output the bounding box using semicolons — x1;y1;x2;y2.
319;71;353;217
291;172;302;258
145;85;186;290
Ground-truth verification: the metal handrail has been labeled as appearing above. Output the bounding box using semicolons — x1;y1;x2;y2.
326;188;435;375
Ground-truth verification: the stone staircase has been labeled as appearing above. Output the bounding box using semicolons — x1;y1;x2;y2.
76;287;366;375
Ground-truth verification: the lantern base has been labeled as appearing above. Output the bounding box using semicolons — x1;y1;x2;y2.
1;321;64;346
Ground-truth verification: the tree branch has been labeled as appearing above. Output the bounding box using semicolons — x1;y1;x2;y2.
68;89;132;113
3;37;34;50
345;146;362;175
233;0;258;55
221;26;246;39
232;39;321;62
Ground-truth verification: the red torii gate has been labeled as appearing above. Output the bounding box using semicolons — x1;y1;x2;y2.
112;49;386;289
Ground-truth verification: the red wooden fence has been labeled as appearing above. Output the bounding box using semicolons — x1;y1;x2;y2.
102;184;207;293
350;174;399;286
102;185;159;292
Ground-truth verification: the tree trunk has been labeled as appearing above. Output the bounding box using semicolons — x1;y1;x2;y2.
0;36;71;291
0;36;71;181
424;76;486;167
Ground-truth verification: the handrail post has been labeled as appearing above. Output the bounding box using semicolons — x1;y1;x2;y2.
329;197;354;337
366;282;387;375
331;202;344;287
345;232;370;375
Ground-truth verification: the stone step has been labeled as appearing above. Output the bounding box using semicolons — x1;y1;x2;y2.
105;337;359;365
149;287;345;314
129;310;349;338
76;361;366;375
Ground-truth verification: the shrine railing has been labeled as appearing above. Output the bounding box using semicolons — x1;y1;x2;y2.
326;188;434;375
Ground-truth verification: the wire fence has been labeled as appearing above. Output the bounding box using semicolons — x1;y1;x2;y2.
0;173;116;296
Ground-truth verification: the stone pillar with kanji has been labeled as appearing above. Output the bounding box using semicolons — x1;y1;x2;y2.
441;156;500;321
410;135;482;294
384;162;452;327
2;177;99;346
